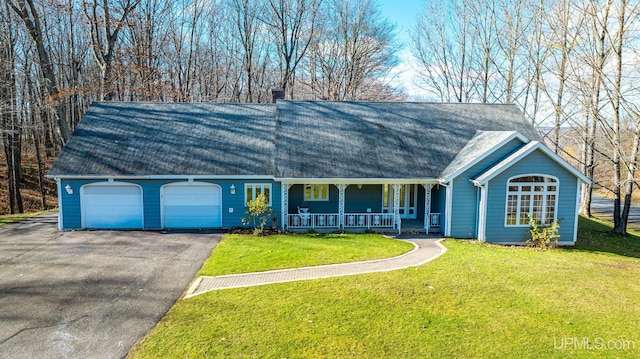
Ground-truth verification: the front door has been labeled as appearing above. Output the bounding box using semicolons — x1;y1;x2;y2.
382;184;418;219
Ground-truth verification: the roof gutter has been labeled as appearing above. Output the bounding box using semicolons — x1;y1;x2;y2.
46;174;276;180
47;174;442;184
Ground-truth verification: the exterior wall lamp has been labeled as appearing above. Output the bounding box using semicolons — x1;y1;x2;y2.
230;184;236;194
65;184;74;195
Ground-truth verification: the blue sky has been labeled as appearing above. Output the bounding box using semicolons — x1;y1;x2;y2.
378;0;426;99
378;0;423;47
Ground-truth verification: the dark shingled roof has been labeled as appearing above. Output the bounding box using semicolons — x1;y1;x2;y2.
273;101;541;179
438;130;522;182
48;102;276;176
49;101;542;179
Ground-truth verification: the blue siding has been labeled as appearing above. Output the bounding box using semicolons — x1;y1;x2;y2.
450;138;525;238
484;150;578;243
288;184;384;214
345;185;384;213
288;184;338;213
58;178;281;230
60;179;84;229
142;182;162;228
432;185;446;217
431;185;446;231
223;180;281;228
417;186;425;220
450;179;479;238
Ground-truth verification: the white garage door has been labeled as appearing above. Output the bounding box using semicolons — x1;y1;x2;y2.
82;183;144;229
162;183;221;228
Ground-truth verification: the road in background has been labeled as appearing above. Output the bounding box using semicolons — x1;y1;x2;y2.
590;195;640;232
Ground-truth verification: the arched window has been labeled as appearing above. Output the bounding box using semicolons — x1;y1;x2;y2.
505;175;558;226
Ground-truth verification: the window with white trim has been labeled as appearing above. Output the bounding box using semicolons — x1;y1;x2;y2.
245;183;272;206
304;184;328;201
505;175;557;226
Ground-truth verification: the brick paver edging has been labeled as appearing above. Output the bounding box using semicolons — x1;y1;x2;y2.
184;238;447;298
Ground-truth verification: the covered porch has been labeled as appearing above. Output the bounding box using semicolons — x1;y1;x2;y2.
280;182;445;233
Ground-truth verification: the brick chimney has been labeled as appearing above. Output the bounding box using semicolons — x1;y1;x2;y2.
271;88;285;103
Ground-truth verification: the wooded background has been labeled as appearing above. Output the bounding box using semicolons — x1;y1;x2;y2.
1;0;639;234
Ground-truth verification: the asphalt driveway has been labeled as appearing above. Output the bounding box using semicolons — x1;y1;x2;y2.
0;212;221;359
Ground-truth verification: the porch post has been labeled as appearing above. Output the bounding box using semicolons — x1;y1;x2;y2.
336;184;348;229
392;184;401;234
422;184;433;233
281;183;292;230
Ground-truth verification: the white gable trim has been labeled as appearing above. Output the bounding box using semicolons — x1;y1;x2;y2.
472;142;592;186
439;131;529;183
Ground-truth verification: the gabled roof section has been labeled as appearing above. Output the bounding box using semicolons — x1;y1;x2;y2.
48;102;277;176
274;101;541;179
472;141;592;185
438;131;528;183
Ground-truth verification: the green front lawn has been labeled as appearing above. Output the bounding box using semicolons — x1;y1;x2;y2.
128;218;640;358
198;232;415;276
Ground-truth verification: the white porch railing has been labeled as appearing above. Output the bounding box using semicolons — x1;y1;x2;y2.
285;212;441;231
286;213;340;229
343;213;395;228
286;212;396;229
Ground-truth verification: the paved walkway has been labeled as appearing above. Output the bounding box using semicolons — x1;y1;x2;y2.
185;237;447;298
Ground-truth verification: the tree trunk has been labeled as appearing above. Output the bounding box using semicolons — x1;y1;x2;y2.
611;0;626;235
2;125;23;214
579;0;610;217
1;13;23;214
33;127;47;210
618;115;640;235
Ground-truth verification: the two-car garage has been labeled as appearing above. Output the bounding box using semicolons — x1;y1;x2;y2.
80;182;221;229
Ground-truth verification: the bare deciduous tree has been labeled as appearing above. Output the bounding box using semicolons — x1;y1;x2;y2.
263;0;321;99
307;0;399;100
1;1;23;213
8;0;71;143
84;0;140;101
